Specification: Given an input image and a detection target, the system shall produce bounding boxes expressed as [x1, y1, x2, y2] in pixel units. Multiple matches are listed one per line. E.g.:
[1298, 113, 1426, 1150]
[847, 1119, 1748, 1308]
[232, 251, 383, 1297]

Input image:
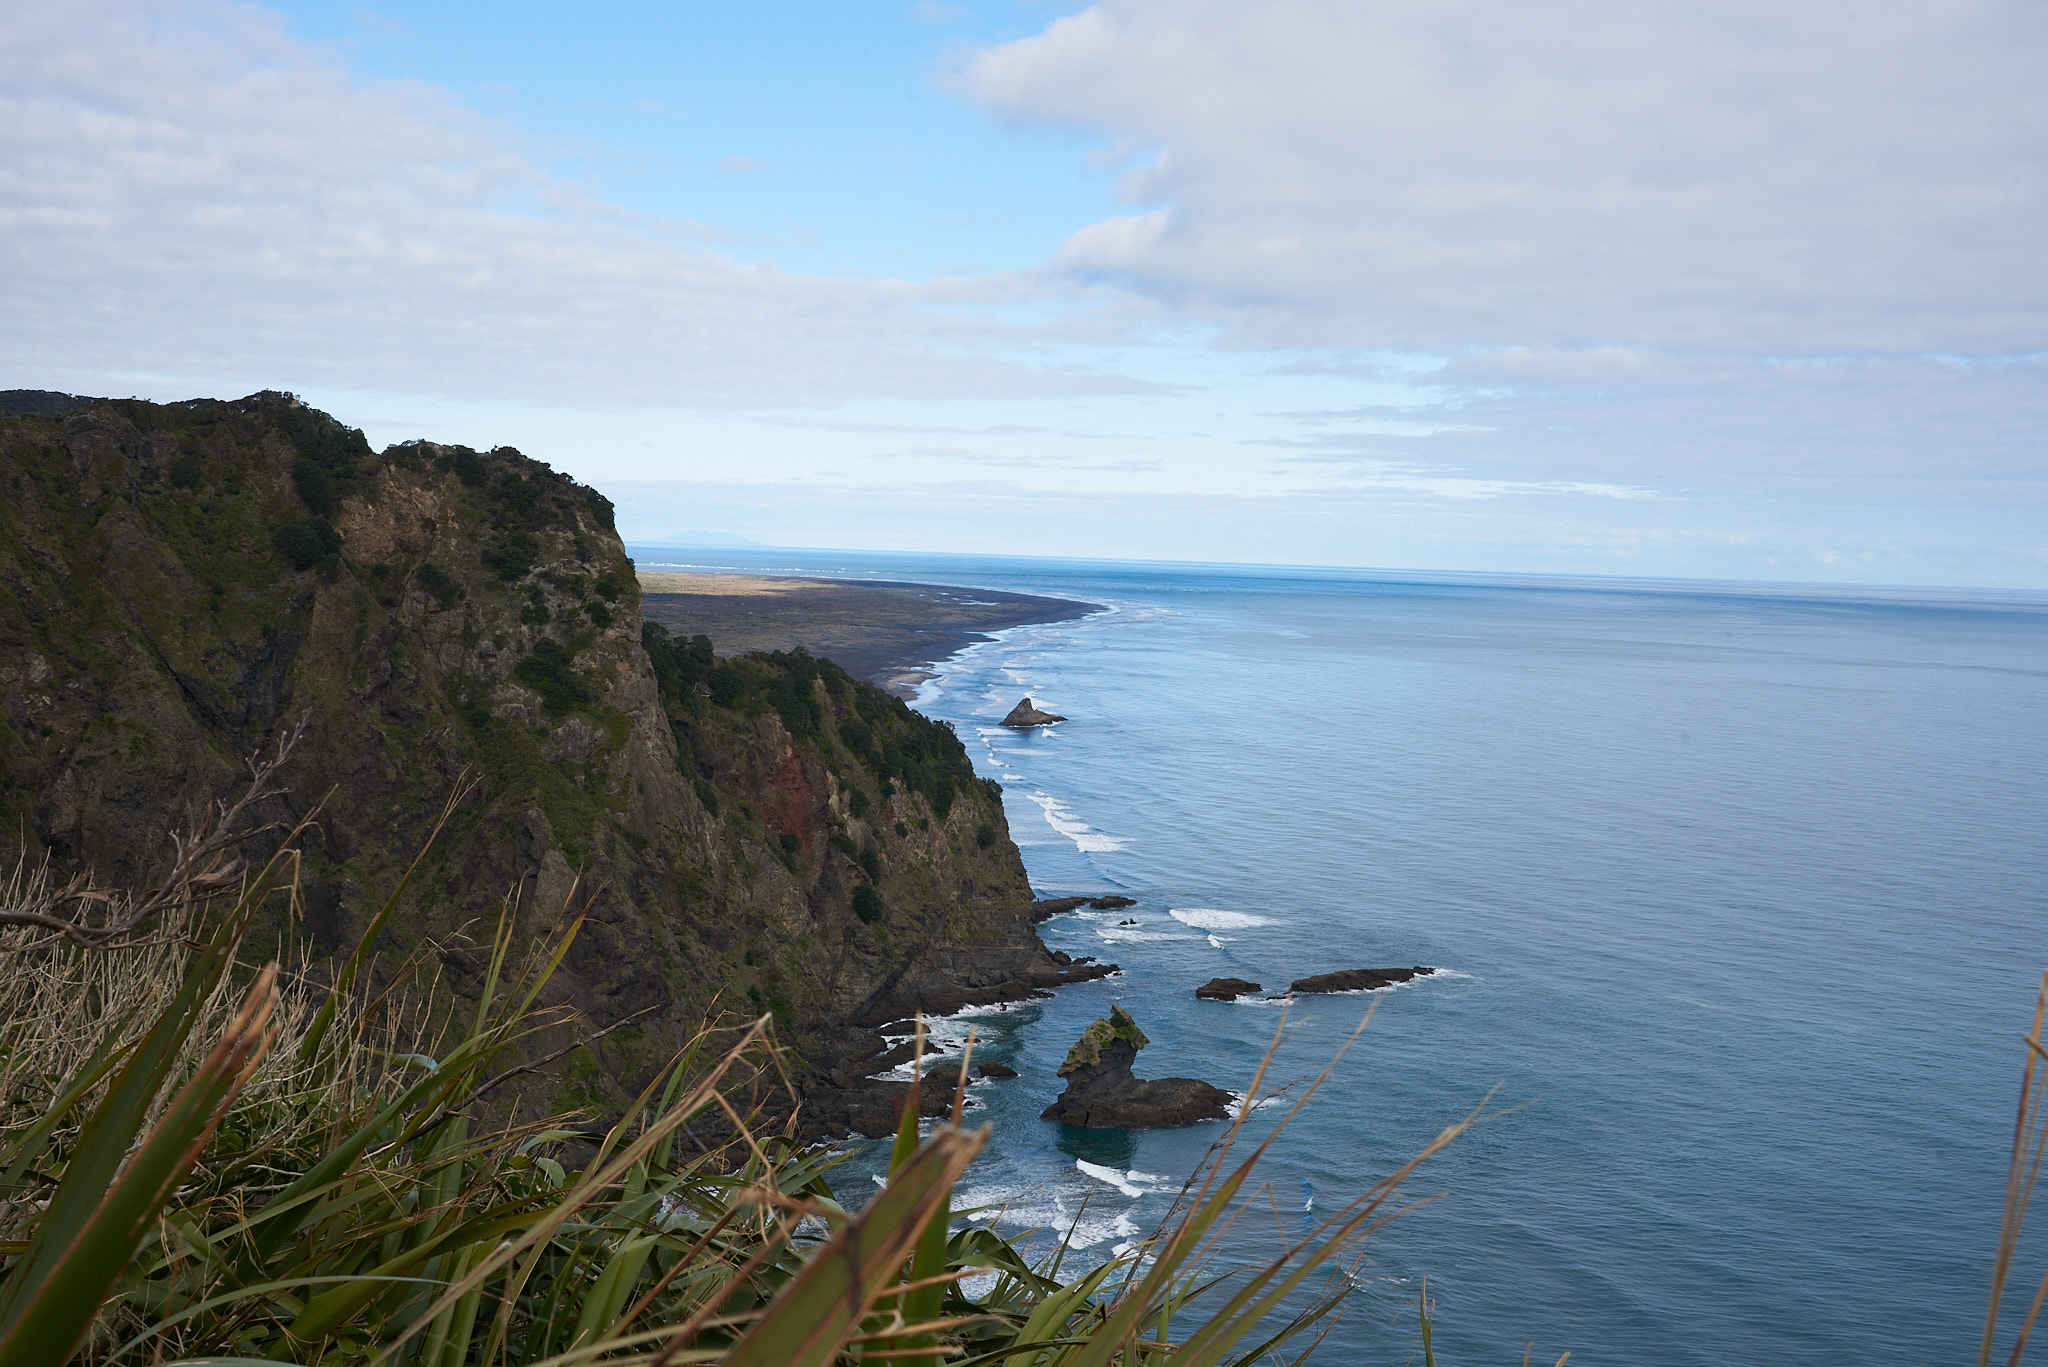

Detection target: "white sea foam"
[954, 1184, 1140, 1251]
[1094, 925, 1189, 943]
[1207, 934, 1226, 948]
[1027, 790, 1131, 853]
[1168, 908, 1274, 931]
[867, 1000, 1025, 1080]
[1075, 1161, 1171, 1198]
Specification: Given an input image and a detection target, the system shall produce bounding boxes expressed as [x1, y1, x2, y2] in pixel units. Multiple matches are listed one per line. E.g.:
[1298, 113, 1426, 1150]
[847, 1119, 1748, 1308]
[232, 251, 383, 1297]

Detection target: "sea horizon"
[626, 540, 2048, 605]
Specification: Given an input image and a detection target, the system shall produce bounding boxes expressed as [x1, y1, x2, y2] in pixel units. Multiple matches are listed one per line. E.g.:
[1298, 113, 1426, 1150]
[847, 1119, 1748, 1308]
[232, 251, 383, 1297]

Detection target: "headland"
[636, 569, 1097, 697]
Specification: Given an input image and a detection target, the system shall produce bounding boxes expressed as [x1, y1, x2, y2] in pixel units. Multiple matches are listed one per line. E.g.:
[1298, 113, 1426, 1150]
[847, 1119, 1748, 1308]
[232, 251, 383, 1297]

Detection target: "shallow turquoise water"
[636, 548, 2048, 1363]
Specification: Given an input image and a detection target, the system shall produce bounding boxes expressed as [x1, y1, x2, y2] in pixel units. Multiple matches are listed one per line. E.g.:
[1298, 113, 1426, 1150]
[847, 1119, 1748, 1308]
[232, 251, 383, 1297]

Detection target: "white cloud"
[0, 0, 1148, 409]
[962, 0, 2048, 354]
[2, 0, 2043, 583]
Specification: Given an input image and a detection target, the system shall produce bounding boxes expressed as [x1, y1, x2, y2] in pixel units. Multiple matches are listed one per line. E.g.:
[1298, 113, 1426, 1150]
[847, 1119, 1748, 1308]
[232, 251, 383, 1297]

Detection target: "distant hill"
[0, 390, 1086, 1126]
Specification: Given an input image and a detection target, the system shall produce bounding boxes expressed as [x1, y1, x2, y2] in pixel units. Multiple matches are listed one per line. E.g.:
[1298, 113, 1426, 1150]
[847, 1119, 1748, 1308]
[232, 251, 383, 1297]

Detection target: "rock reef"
[1041, 1006, 1233, 1129]
[1030, 893, 1136, 920]
[1195, 977, 1263, 1001]
[1288, 966, 1436, 994]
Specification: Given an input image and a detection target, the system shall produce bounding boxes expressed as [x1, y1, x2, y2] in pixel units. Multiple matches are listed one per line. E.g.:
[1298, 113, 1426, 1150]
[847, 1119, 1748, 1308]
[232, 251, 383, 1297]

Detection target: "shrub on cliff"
[445, 444, 488, 487]
[414, 559, 462, 608]
[289, 456, 337, 517]
[852, 882, 886, 923]
[483, 528, 538, 580]
[513, 639, 590, 714]
[271, 516, 339, 572]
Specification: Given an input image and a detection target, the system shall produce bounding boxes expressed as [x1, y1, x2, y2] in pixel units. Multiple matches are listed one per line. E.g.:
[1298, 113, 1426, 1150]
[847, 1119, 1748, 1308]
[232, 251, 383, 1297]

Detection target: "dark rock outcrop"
[924, 1061, 969, 1093]
[1041, 1006, 1233, 1129]
[1000, 696, 1067, 727]
[1288, 966, 1436, 995]
[977, 1061, 1018, 1079]
[1031, 892, 1136, 920]
[1196, 977, 1263, 1001]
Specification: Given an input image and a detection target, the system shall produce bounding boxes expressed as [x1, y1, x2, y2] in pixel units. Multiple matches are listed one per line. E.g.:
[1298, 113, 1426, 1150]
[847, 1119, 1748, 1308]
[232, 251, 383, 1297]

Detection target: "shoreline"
[636, 569, 1098, 698]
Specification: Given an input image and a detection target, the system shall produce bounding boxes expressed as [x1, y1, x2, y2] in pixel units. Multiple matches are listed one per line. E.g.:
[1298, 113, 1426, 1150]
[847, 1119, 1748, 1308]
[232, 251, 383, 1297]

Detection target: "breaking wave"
[1169, 907, 1274, 931]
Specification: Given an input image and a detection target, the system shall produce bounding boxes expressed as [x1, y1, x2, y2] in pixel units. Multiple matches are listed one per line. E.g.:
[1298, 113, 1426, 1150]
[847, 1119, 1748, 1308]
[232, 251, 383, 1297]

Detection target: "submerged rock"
[1287, 966, 1435, 995]
[1195, 977, 1263, 1001]
[977, 1061, 1019, 1079]
[1001, 696, 1067, 727]
[1041, 1005, 1233, 1129]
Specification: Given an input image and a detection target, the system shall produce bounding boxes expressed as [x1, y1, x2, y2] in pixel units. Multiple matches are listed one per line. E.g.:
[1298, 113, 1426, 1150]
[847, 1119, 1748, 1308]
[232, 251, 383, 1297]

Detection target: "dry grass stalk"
[0, 720, 307, 949]
[1981, 969, 2048, 1367]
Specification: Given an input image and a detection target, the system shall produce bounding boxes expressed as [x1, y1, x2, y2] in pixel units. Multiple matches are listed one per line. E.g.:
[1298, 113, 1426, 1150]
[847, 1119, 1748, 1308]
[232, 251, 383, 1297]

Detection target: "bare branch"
[0, 717, 314, 950]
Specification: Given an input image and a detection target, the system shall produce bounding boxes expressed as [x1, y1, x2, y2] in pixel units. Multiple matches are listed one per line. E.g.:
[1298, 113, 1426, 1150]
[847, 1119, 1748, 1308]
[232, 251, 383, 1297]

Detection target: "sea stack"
[1001, 696, 1067, 727]
[1041, 1006, 1233, 1129]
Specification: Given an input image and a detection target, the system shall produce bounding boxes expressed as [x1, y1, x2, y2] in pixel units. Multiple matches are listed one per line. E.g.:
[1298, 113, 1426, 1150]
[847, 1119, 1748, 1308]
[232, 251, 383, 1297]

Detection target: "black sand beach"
[636, 570, 1097, 697]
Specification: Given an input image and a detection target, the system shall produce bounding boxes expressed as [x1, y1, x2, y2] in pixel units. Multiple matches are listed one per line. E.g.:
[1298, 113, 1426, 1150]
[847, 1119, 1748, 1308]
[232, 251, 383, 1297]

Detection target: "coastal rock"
[1287, 966, 1436, 995]
[1041, 1006, 1233, 1130]
[1001, 696, 1067, 728]
[924, 1061, 969, 1093]
[977, 1062, 1018, 1079]
[1031, 892, 1135, 920]
[1196, 977, 1263, 1001]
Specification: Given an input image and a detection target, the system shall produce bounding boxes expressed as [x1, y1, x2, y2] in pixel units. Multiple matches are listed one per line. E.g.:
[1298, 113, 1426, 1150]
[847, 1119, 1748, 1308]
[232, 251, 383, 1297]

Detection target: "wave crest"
[1169, 907, 1273, 931]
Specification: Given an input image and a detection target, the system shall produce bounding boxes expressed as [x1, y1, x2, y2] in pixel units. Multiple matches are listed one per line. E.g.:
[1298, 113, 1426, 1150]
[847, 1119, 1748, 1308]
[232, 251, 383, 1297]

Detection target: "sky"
[4, 0, 2045, 586]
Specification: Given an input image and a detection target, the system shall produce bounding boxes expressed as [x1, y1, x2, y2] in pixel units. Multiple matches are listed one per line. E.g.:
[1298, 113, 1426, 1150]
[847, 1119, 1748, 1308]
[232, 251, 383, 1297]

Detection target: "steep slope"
[0, 391, 1104, 1129]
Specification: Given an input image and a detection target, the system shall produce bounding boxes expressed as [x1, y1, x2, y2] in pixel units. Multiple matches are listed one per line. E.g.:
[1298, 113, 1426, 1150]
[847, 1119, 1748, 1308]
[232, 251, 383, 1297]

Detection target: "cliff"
[0, 390, 1094, 1128]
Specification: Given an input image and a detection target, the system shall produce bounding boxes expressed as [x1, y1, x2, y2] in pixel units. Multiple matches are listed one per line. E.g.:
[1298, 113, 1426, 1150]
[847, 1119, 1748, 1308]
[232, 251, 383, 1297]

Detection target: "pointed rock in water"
[1195, 976, 1262, 1001]
[1001, 696, 1067, 728]
[1287, 966, 1435, 995]
[1041, 1005, 1233, 1129]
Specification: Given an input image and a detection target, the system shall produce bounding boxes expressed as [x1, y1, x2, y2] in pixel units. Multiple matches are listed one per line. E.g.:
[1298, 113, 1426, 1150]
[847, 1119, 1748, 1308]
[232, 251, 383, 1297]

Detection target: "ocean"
[634, 546, 2048, 1364]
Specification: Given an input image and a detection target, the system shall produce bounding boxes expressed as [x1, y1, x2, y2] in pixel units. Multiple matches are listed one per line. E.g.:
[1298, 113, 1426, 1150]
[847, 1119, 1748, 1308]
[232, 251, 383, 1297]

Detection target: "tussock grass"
[0, 760, 1502, 1366]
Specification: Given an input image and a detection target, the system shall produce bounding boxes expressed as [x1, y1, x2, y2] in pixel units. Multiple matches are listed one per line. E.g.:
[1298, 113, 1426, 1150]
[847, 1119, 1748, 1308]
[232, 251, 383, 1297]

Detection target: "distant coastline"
[636, 568, 1097, 697]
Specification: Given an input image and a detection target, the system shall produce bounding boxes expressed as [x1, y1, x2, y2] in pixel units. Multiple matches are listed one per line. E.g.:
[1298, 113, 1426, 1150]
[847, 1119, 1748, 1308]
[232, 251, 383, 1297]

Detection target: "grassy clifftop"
[0, 390, 1057, 1122]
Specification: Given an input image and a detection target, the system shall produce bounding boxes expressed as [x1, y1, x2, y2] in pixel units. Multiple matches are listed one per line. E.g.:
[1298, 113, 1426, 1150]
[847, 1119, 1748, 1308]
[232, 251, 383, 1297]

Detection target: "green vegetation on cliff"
[0, 390, 1051, 1118]
[1058, 1005, 1152, 1076]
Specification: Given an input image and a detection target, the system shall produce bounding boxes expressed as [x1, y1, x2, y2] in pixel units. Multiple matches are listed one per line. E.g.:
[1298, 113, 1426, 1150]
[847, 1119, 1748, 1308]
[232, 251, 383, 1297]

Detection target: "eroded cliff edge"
[0, 391, 1097, 1130]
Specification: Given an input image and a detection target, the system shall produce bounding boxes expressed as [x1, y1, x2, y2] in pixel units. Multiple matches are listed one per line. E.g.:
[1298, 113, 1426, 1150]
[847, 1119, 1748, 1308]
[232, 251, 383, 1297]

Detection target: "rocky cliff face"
[0, 391, 1085, 1127]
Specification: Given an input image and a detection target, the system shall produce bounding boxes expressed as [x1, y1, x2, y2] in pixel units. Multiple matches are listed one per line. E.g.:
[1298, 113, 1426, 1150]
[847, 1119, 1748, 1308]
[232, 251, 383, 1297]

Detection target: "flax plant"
[0, 767, 1494, 1367]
